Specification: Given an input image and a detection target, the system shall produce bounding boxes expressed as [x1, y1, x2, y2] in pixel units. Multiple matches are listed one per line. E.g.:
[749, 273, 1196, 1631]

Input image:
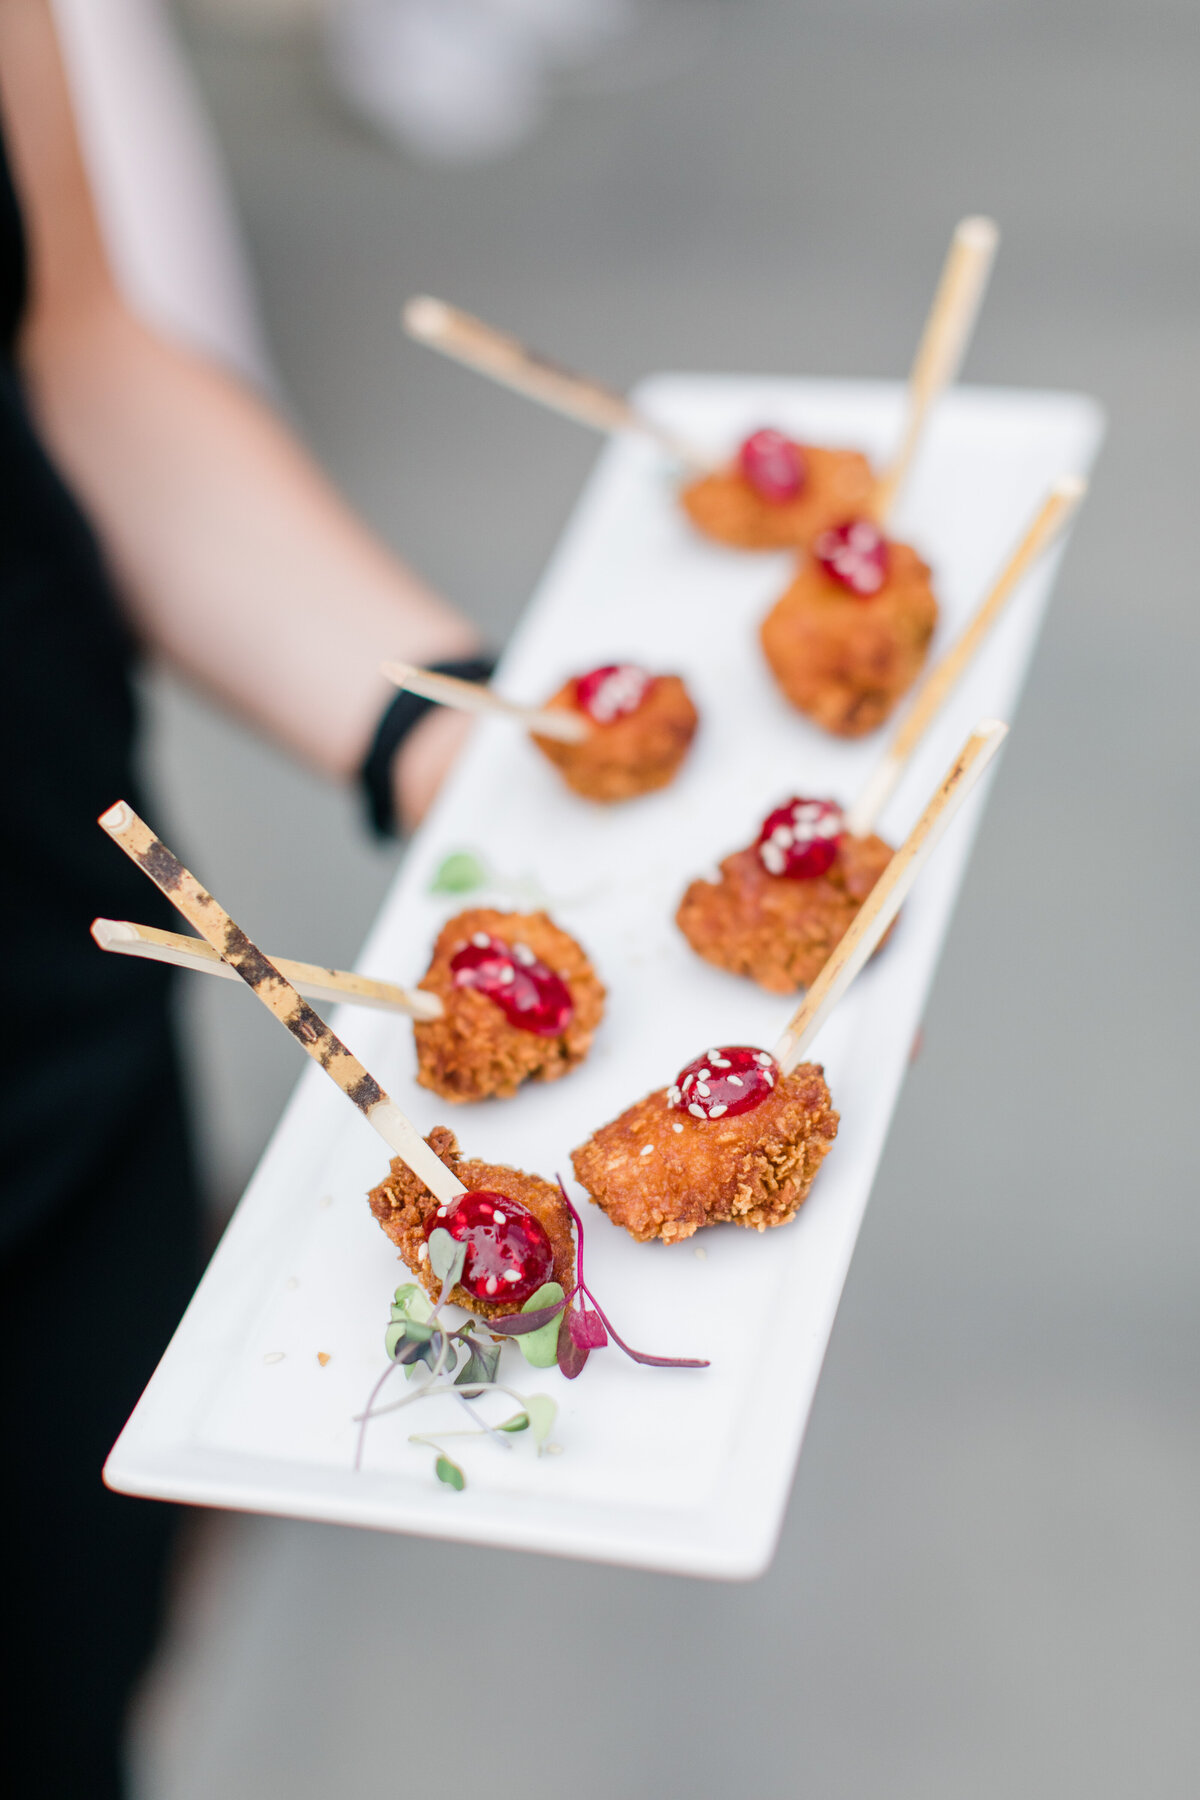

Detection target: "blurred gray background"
[124, 0, 1198, 1794]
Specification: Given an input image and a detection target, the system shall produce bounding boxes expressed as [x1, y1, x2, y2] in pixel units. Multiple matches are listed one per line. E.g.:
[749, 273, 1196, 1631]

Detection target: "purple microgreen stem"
[555, 1177, 709, 1370]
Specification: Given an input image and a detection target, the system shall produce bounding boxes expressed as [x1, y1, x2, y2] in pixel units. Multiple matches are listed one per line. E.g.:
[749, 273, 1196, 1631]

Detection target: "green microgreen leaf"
[497, 1412, 530, 1433]
[435, 1454, 465, 1491]
[430, 850, 490, 894]
[391, 1283, 433, 1324]
[427, 1227, 467, 1297]
[522, 1394, 557, 1447]
[454, 1336, 501, 1391]
[517, 1282, 566, 1368]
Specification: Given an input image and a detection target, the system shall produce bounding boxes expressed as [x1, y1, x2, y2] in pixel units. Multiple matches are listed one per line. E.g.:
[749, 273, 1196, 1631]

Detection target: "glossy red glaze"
[738, 428, 806, 503]
[450, 934, 573, 1037]
[756, 797, 845, 880]
[667, 1046, 778, 1121]
[424, 1189, 555, 1304]
[574, 663, 656, 724]
[812, 518, 890, 596]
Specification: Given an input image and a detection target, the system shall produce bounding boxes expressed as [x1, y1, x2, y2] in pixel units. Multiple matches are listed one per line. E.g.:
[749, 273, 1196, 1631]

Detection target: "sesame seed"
[512, 942, 536, 966]
[503, 1269, 521, 1283]
[263, 1352, 285, 1365]
[695, 1082, 711, 1097]
[727, 1074, 744, 1087]
[708, 1102, 727, 1117]
[764, 1071, 775, 1086]
[756, 1052, 773, 1065]
[472, 932, 490, 948]
[640, 1143, 655, 1156]
[485, 1276, 498, 1295]
[688, 1103, 706, 1119]
[698, 1069, 711, 1081]
[437, 1205, 448, 1216]
[672, 1122, 684, 1133]
[493, 1210, 507, 1224]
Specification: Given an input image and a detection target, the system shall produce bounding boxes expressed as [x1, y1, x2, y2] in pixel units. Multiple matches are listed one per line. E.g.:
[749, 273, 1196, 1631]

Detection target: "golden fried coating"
[760, 541, 937, 737]
[676, 835, 893, 994]
[679, 444, 874, 551]
[572, 1064, 838, 1243]
[368, 1126, 576, 1317]
[531, 674, 699, 802]
[413, 908, 605, 1103]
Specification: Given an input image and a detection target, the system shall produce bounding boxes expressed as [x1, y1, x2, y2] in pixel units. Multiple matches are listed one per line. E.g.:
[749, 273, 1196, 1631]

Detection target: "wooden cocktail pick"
[90, 917, 443, 1019]
[381, 660, 591, 744]
[873, 216, 1000, 525]
[774, 721, 1008, 1075]
[97, 801, 462, 1203]
[402, 295, 712, 471]
[845, 475, 1084, 838]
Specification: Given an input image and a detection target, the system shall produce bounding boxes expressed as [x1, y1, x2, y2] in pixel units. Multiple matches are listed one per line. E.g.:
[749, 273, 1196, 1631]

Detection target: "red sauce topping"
[667, 1046, 778, 1121]
[738, 429, 806, 504]
[574, 664, 656, 724]
[813, 518, 890, 596]
[424, 1189, 555, 1303]
[450, 934, 573, 1037]
[756, 797, 844, 879]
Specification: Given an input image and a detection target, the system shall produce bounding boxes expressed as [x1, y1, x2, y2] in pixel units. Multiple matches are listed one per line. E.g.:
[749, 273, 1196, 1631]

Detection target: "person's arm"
[0, 0, 476, 829]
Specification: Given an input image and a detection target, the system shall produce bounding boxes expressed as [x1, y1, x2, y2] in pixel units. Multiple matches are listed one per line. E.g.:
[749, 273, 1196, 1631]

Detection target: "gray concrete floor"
[135, 3, 1200, 1795]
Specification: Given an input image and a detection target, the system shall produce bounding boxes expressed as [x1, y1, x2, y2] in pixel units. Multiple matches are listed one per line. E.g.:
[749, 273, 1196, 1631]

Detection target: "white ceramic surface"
[105, 375, 1104, 1578]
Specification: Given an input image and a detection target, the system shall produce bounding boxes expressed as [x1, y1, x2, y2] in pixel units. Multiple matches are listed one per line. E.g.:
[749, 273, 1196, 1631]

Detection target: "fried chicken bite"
[760, 525, 937, 737]
[531, 664, 698, 802]
[572, 1046, 838, 1244]
[368, 1125, 576, 1317]
[414, 908, 605, 1103]
[680, 432, 874, 552]
[677, 827, 893, 994]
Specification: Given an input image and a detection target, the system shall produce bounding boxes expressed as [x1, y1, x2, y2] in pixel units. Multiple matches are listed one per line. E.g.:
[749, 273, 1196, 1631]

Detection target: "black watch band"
[360, 656, 496, 838]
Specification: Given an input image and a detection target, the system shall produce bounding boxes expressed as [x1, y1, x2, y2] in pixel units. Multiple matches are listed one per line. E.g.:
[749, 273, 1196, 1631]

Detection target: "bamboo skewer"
[402, 295, 711, 472]
[382, 660, 592, 744]
[873, 216, 1000, 525]
[845, 475, 1085, 838]
[773, 721, 1008, 1075]
[97, 802, 464, 1205]
[90, 917, 444, 1020]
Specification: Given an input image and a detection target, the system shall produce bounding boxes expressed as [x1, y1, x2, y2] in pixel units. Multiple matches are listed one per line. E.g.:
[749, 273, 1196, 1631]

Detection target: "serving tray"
[105, 376, 1103, 1578]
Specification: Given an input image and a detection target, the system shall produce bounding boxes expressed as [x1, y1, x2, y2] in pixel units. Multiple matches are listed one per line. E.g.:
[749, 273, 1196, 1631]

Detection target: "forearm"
[22, 296, 480, 781]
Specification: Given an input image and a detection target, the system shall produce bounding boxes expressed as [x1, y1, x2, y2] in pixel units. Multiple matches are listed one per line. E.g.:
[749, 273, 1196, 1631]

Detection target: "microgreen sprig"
[354, 1227, 558, 1486]
[355, 1181, 707, 1490]
[485, 1180, 710, 1381]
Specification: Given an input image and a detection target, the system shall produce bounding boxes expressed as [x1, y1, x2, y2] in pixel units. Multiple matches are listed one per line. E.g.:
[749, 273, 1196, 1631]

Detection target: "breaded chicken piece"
[676, 834, 893, 994]
[414, 908, 605, 1103]
[368, 1126, 576, 1318]
[760, 540, 937, 737]
[531, 674, 698, 802]
[572, 1063, 838, 1244]
[680, 444, 874, 551]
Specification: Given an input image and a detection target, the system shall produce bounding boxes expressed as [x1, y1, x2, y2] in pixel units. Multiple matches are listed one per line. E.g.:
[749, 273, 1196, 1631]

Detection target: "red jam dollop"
[450, 933, 573, 1037]
[813, 518, 890, 596]
[574, 663, 656, 725]
[424, 1189, 555, 1303]
[756, 797, 845, 879]
[738, 429, 806, 504]
[667, 1046, 778, 1121]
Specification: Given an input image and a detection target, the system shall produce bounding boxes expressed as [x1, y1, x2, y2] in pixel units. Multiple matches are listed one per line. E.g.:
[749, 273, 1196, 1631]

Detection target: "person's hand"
[392, 705, 475, 833]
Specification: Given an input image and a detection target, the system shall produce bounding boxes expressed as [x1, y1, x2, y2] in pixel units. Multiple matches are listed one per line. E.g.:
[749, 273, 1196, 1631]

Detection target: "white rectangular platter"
[106, 376, 1103, 1579]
